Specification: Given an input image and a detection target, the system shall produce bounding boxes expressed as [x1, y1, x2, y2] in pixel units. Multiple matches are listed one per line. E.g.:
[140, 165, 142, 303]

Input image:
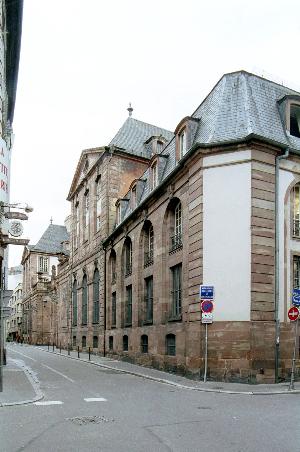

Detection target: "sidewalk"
[0, 356, 43, 407]
[37, 344, 300, 395]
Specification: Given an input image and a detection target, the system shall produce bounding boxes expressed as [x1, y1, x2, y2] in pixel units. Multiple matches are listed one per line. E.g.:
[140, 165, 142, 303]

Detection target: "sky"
[8, 0, 300, 270]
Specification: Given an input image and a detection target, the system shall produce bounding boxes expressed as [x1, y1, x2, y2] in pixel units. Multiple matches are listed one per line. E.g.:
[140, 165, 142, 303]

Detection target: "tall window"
[96, 177, 102, 231]
[84, 191, 89, 241]
[38, 256, 48, 273]
[125, 239, 132, 277]
[93, 269, 100, 323]
[166, 334, 176, 356]
[144, 224, 154, 267]
[151, 163, 158, 189]
[111, 251, 116, 285]
[72, 279, 77, 326]
[109, 336, 113, 350]
[170, 201, 183, 252]
[171, 264, 182, 318]
[93, 336, 98, 348]
[111, 292, 116, 327]
[293, 184, 300, 237]
[144, 276, 153, 323]
[82, 274, 88, 325]
[179, 129, 187, 158]
[125, 285, 132, 326]
[293, 256, 300, 289]
[74, 202, 79, 249]
[82, 336, 86, 348]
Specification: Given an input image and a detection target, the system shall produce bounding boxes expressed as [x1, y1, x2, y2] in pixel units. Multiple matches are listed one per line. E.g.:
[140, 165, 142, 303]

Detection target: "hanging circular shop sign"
[9, 220, 24, 237]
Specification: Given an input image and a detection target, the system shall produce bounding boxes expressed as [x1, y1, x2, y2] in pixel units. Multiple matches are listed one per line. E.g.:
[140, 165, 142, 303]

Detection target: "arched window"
[93, 269, 100, 323]
[292, 184, 300, 237]
[82, 335, 86, 348]
[166, 334, 176, 356]
[141, 335, 148, 353]
[123, 335, 128, 351]
[82, 274, 88, 325]
[144, 222, 154, 267]
[170, 201, 183, 252]
[72, 279, 77, 326]
[124, 238, 132, 277]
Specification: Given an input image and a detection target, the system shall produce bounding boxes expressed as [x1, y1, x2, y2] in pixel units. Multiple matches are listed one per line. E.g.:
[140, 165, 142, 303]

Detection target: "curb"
[0, 358, 44, 407]
[35, 347, 300, 396]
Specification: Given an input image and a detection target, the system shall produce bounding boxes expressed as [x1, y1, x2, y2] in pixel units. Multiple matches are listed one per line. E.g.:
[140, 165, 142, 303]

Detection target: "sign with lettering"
[200, 285, 214, 300]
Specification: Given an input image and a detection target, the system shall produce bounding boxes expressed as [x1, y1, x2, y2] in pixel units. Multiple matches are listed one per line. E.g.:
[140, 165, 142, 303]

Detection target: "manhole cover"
[66, 416, 114, 425]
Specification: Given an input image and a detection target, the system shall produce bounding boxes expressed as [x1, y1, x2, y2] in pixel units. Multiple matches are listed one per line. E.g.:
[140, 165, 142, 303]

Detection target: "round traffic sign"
[201, 299, 214, 313]
[288, 306, 299, 321]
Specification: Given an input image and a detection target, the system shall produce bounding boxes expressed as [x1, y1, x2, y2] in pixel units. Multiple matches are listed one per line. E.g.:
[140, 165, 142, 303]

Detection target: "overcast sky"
[9, 0, 300, 269]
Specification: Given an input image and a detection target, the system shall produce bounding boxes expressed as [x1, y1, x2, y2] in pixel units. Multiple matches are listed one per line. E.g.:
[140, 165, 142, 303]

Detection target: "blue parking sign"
[200, 285, 214, 300]
[292, 288, 300, 307]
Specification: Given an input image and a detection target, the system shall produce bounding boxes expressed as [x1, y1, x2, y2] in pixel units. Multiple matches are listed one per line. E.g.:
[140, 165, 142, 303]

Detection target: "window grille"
[93, 336, 98, 348]
[171, 264, 182, 318]
[170, 202, 183, 253]
[125, 240, 132, 277]
[123, 335, 128, 351]
[72, 280, 77, 326]
[82, 275, 88, 325]
[141, 335, 148, 353]
[293, 256, 300, 289]
[166, 334, 176, 356]
[93, 269, 100, 323]
[144, 277, 153, 323]
[125, 285, 132, 326]
[111, 292, 116, 327]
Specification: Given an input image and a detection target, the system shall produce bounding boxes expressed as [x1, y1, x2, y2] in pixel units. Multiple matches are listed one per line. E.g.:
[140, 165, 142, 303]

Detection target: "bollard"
[88, 347, 91, 361]
[48, 342, 49, 351]
[68, 344, 70, 356]
[60, 342, 61, 354]
[77, 346, 79, 358]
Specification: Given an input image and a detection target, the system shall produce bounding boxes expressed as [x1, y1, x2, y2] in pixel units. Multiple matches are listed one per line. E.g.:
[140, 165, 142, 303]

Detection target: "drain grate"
[66, 416, 114, 425]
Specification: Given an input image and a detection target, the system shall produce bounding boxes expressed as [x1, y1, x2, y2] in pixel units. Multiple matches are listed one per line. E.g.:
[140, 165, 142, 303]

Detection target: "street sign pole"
[204, 323, 208, 383]
[289, 318, 299, 391]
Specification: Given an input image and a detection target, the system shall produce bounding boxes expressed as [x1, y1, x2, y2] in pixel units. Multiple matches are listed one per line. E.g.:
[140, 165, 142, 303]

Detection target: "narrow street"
[0, 344, 299, 452]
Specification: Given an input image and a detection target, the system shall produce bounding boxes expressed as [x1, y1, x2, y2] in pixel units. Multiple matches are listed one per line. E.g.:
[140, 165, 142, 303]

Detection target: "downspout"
[103, 245, 106, 357]
[275, 147, 289, 383]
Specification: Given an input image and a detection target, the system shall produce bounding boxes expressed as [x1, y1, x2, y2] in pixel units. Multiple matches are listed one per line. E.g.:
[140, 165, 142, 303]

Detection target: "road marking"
[84, 397, 107, 402]
[35, 401, 63, 406]
[41, 364, 75, 383]
[9, 349, 37, 361]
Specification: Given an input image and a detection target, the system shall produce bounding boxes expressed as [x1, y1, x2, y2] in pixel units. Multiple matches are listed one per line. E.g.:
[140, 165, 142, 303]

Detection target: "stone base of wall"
[102, 321, 299, 384]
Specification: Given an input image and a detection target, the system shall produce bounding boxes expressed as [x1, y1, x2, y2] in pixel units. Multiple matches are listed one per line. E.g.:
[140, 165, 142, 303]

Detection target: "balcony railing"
[293, 219, 300, 237]
[144, 250, 154, 267]
[169, 233, 183, 253]
[125, 263, 132, 277]
[111, 272, 117, 285]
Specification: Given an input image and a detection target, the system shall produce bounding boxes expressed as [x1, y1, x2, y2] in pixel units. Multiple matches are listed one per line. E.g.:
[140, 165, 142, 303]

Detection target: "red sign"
[201, 300, 214, 313]
[288, 306, 299, 322]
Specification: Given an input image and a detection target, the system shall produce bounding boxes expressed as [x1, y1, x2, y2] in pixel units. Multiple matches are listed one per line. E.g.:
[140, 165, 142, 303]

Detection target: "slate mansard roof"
[30, 224, 69, 255]
[110, 70, 300, 232]
[109, 117, 174, 157]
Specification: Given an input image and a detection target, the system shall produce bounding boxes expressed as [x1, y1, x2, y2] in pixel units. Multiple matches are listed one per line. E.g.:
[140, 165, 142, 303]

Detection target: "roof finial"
[50, 217, 53, 225]
[127, 102, 133, 117]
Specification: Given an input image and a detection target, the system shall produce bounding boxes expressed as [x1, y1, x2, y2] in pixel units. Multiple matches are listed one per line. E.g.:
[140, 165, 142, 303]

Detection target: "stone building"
[56, 70, 300, 383]
[21, 222, 69, 344]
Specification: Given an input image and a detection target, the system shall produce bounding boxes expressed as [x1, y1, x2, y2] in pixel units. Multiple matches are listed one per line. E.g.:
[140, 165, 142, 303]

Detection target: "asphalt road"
[1, 345, 300, 452]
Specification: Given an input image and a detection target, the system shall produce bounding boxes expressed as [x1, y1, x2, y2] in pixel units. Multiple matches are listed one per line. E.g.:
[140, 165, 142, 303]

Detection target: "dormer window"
[179, 129, 187, 158]
[290, 104, 300, 139]
[156, 140, 164, 154]
[151, 162, 158, 189]
[131, 185, 137, 209]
